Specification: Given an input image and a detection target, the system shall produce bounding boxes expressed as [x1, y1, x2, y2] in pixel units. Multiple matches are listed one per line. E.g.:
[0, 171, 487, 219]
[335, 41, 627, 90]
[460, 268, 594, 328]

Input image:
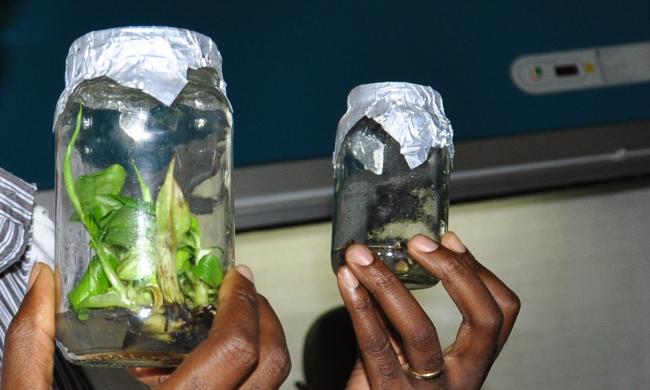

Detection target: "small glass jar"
[331, 82, 453, 289]
[53, 27, 234, 367]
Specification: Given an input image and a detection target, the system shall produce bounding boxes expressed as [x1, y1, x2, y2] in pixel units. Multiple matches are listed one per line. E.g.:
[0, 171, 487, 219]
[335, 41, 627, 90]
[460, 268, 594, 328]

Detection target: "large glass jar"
[331, 82, 453, 289]
[53, 27, 234, 367]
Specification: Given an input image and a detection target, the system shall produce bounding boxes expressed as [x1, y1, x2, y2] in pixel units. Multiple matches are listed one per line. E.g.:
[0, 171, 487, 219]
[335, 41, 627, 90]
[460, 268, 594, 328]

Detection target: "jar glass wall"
[331, 82, 453, 290]
[54, 62, 233, 365]
[331, 117, 450, 289]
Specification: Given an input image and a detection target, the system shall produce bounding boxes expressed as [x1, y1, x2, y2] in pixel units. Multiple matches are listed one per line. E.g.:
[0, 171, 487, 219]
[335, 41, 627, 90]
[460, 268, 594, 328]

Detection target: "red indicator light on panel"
[529, 65, 543, 81]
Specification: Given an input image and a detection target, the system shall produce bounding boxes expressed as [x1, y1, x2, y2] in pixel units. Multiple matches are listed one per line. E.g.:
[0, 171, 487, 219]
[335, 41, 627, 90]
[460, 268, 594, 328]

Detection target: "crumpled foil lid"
[55, 26, 228, 121]
[333, 82, 454, 170]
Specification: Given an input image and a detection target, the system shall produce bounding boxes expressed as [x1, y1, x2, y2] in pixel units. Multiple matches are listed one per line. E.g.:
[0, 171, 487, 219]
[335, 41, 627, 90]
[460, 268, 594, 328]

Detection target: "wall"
[2, 0, 650, 188]
[34, 178, 650, 389]
[238, 180, 650, 389]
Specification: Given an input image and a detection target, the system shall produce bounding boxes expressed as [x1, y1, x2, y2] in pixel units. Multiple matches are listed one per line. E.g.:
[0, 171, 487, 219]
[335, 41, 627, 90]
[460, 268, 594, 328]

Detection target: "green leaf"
[154, 158, 189, 304]
[77, 290, 132, 311]
[102, 202, 155, 248]
[177, 216, 201, 260]
[193, 254, 223, 289]
[93, 243, 129, 300]
[90, 195, 124, 227]
[156, 159, 191, 244]
[176, 248, 192, 272]
[187, 215, 202, 251]
[68, 256, 115, 313]
[74, 164, 127, 227]
[179, 274, 195, 297]
[116, 241, 157, 281]
[110, 194, 140, 208]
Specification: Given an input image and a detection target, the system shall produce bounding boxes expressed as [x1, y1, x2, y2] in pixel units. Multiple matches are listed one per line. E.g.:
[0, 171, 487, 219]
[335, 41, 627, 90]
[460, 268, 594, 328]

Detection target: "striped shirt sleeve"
[0, 169, 92, 389]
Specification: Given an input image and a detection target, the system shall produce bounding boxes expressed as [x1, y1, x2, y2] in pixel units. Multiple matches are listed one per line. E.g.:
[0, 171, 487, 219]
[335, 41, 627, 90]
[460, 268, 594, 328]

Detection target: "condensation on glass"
[331, 82, 454, 289]
[53, 27, 234, 367]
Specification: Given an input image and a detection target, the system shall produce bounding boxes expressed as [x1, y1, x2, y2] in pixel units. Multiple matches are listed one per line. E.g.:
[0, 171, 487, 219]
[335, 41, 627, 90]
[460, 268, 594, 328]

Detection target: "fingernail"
[346, 246, 374, 266]
[27, 263, 43, 291]
[236, 265, 255, 283]
[446, 232, 467, 253]
[339, 266, 359, 289]
[409, 235, 439, 253]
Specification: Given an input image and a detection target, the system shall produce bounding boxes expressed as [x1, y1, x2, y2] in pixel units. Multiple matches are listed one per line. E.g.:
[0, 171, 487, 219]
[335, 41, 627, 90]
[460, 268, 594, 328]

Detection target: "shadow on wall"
[0, 0, 21, 87]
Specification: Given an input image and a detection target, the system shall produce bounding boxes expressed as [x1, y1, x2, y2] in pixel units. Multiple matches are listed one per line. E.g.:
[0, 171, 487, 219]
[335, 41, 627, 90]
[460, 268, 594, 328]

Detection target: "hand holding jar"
[1, 263, 291, 390]
[336, 233, 520, 389]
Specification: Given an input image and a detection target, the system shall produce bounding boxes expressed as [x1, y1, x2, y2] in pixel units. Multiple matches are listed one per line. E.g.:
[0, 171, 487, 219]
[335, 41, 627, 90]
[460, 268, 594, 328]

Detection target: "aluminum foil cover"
[55, 26, 228, 121]
[333, 82, 454, 171]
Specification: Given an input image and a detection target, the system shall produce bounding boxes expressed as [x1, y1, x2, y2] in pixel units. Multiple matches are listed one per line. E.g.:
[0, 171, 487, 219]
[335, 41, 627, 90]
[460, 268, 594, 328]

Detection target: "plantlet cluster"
[65, 106, 223, 339]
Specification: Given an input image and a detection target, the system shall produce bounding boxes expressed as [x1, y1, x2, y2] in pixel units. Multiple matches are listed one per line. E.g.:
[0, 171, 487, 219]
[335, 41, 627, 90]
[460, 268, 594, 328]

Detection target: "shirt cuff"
[0, 168, 36, 273]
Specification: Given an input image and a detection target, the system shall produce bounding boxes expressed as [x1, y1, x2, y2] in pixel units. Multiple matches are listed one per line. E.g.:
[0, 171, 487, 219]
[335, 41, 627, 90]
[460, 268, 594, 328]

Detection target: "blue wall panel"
[1, 0, 649, 188]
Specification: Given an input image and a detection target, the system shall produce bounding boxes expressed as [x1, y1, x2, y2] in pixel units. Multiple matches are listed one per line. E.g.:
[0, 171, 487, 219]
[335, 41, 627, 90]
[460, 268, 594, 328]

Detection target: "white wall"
[237, 181, 650, 389]
[37, 180, 650, 389]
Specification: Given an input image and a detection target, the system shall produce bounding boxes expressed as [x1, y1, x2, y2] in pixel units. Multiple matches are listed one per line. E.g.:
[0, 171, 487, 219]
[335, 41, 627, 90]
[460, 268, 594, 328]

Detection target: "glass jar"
[331, 82, 453, 289]
[53, 27, 234, 367]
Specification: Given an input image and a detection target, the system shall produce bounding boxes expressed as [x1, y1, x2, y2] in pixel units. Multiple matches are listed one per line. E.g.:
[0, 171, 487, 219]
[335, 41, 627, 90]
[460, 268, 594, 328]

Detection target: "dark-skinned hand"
[2, 263, 291, 390]
[337, 232, 520, 390]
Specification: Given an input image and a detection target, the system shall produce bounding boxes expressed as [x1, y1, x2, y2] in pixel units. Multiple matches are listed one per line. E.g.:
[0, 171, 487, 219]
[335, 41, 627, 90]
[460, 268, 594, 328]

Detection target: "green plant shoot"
[65, 105, 223, 335]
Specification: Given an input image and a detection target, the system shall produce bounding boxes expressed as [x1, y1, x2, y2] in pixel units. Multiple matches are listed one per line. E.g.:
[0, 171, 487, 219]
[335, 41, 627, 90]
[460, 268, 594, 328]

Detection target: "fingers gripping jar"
[53, 27, 234, 367]
[331, 82, 454, 289]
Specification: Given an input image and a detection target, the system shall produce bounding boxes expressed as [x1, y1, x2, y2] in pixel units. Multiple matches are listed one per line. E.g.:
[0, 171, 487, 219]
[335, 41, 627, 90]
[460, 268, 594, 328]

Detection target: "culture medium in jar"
[53, 27, 234, 367]
[331, 82, 454, 289]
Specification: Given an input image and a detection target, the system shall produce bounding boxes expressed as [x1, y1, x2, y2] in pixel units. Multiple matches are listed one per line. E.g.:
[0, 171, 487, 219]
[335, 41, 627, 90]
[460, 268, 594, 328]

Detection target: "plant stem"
[193, 280, 209, 306]
[63, 106, 88, 229]
[95, 244, 129, 299]
[156, 243, 185, 304]
[64, 105, 130, 303]
[132, 160, 152, 203]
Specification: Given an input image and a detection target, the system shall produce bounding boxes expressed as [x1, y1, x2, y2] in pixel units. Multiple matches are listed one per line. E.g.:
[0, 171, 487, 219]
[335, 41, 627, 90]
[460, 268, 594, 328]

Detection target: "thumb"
[1, 263, 56, 390]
